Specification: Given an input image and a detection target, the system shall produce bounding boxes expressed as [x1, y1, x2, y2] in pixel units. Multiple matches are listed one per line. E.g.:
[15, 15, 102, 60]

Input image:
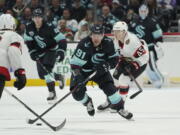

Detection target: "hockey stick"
[4, 88, 66, 131]
[37, 60, 54, 77]
[125, 68, 143, 99]
[27, 71, 96, 124]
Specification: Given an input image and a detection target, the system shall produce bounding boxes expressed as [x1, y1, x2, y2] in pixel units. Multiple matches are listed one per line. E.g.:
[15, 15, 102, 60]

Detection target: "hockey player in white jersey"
[97, 21, 149, 111]
[0, 14, 26, 99]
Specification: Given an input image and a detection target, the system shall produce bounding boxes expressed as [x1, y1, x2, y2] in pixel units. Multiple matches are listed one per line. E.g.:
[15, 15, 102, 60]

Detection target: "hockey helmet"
[32, 8, 44, 17]
[113, 21, 128, 32]
[139, 4, 149, 20]
[90, 24, 104, 34]
[0, 14, 16, 30]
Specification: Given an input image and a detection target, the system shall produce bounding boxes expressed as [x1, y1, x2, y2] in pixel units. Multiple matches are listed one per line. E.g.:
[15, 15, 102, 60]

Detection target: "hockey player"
[129, 4, 164, 88]
[97, 21, 149, 111]
[24, 8, 67, 103]
[70, 24, 133, 119]
[0, 14, 26, 99]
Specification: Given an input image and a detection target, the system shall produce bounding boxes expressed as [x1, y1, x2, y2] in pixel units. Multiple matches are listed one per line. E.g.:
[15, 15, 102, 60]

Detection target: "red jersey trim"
[0, 66, 11, 81]
[10, 42, 21, 48]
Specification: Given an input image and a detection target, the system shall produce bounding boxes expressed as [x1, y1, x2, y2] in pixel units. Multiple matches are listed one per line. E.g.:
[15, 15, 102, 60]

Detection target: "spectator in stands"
[156, 1, 173, 32]
[64, 0, 72, 9]
[99, 5, 119, 33]
[12, 0, 26, 19]
[5, 0, 16, 9]
[81, 0, 93, 9]
[58, 19, 74, 41]
[128, 0, 141, 14]
[0, 0, 6, 15]
[91, 0, 103, 17]
[74, 20, 90, 41]
[79, 9, 94, 29]
[45, 9, 58, 26]
[50, 0, 63, 19]
[18, 7, 32, 35]
[157, 0, 176, 9]
[123, 9, 139, 24]
[111, 0, 126, 20]
[27, 0, 44, 11]
[20, 7, 32, 25]
[72, 0, 86, 22]
[101, 0, 112, 7]
[146, 0, 157, 16]
[61, 8, 78, 33]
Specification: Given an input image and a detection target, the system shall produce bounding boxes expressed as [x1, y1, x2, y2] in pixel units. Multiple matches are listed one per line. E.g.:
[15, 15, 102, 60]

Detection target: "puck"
[36, 123, 42, 126]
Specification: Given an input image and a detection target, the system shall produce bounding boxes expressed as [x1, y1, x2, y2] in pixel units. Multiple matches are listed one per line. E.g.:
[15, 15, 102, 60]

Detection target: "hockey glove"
[14, 69, 26, 90]
[93, 62, 110, 76]
[123, 61, 140, 75]
[55, 50, 65, 62]
[30, 52, 41, 61]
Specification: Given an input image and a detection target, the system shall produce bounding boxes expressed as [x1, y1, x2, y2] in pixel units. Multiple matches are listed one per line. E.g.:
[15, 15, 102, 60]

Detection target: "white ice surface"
[0, 86, 180, 135]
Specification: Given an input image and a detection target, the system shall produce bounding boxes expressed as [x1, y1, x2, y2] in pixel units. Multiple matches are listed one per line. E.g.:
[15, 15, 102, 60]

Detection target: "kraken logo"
[135, 25, 145, 38]
[91, 53, 105, 64]
[34, 36, 46, 48]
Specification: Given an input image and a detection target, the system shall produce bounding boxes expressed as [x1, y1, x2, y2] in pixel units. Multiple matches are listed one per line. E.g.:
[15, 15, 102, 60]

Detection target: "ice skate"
[84, 97, 95, 116]
[47, 91, 57, 104]
[97, 99, 110, 111]
[118, 109, 133, 120]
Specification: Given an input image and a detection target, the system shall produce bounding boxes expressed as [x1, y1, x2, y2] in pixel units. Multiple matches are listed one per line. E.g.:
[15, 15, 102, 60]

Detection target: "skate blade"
[47, 98, 57, 104]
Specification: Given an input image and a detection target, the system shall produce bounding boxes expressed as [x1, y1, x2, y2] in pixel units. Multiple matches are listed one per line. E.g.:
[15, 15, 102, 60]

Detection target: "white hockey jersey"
[0, 30, 24, 81]
[114, 32, 149, 67]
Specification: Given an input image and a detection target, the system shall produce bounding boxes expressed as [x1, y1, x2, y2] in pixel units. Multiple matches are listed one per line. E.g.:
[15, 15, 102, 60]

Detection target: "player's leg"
[70, 73, 95, 116]
[146, 51, 164, 88]
[97, 64, 127, 111]
[53, 62, 65, 89]
[95, 72, 133, 119]
[0, 75, 6, 99]
[36, 62, 57, 104]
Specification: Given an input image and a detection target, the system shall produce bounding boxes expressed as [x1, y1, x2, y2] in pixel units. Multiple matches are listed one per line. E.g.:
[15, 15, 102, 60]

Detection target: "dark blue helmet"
[32, 8, 44, 17]
[91, 24, 104, 34]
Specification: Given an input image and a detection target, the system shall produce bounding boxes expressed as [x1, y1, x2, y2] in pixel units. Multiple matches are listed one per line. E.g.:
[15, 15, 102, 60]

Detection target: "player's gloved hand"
[55, 51, 65, 62]
[123, 61, 140, 75]
[93, 62, 110, 76]
[14, 69, 26, 90]
[30, 52, 40, 61]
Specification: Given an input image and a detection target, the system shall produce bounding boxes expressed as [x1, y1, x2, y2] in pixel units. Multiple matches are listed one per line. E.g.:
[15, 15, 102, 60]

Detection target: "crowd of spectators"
[0, 0, 180, 41]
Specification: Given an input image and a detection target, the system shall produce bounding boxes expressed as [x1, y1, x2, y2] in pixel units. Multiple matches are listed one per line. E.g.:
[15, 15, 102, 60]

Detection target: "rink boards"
[5, 36, 180, 86]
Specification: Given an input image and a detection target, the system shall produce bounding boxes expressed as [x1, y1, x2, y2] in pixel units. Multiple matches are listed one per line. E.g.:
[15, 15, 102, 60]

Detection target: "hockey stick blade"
[130, 90, 142, 99]
[27, 72, 97, 125]
[4, 88, 65, 131]
[53, 118, 66, 131]
[27, 118, 66, 131]
[28, 118, 37, 124]
[124, 67, 143, 99]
